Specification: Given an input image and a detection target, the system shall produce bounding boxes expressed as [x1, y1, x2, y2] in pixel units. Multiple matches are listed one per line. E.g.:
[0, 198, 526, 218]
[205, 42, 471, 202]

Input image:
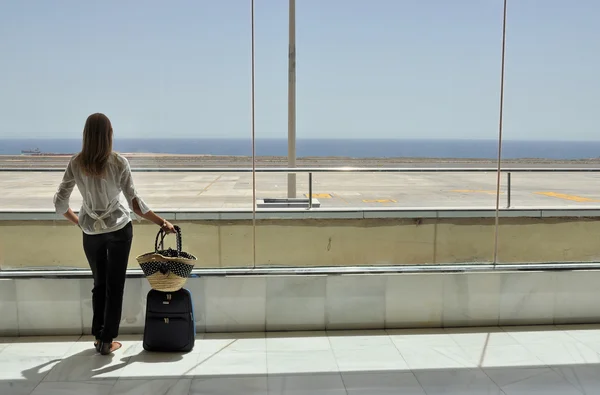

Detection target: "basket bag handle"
[154, 225, 183, 255]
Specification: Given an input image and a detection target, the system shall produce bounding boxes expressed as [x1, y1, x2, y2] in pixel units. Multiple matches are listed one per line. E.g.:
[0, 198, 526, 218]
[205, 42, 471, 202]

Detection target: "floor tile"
[334, 346, 409, 372]
[266, 332, 331, 352]
[2, 328, 600, 394]
[268, 373, 345, 395]
[525, 341, 600, 365]
[201, 332, 266, 352]
[483, 367, 552, 388]
[0, 381, 39, 395]
[62, 336, 99, 358]
[554, 365, 600, 394]
[267, 350, 338, 374]
[31, 380, 115, 395]
[65, 335, 144, 358]
[63, 335, 144, 358]
[579, 340, 600, 356]
[462, 344, 546, 368]
[2, 336, 80, 358]
[414, 369, 504, 395]
[0, 357, 59, 383]
[111, 379, 192, 395]
[388, 328, 457, 348]
[327, 330, 393, 350]
[396, 344, 477, 370]
[192, 336, 238, 355]
[0, 337, 17, 354]
[43, 355, 130, 381]
[445, 327, 518, 348]
[191, 376, 267, 395]
[342, 371, 426, 395]
[558, 324, 600, 343]
[502, 326, 576, 345]
[193, 351, 267, 375]
[501, 369, 583, 395]
[114, 336, 144, 358]
[120, 353, 201, 379]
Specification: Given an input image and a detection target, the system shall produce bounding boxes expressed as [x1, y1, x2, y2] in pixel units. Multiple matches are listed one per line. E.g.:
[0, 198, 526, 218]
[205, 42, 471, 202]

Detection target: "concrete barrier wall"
[1, 270, 599, 336]
[2, 215, 600, 269]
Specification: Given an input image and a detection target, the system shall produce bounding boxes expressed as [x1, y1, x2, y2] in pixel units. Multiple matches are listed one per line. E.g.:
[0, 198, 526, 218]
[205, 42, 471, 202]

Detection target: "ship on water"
[21, 148, 42, 155]
[21, 148, 70, 156]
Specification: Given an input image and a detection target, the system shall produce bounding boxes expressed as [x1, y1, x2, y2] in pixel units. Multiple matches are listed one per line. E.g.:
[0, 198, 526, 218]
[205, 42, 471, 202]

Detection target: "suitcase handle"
[154, 225, 183, 254]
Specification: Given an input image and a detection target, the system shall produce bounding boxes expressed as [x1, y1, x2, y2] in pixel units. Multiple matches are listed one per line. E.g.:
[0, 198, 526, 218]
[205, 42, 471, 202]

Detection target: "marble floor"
[2, 325, 600, 394]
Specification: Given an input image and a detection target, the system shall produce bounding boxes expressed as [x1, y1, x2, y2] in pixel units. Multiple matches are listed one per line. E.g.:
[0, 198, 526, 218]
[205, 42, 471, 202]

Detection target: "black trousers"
[83, 221, 133, 342]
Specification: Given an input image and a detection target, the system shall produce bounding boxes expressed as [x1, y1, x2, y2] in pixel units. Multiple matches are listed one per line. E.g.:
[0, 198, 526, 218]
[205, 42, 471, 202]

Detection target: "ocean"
[2, 138, 600, 160]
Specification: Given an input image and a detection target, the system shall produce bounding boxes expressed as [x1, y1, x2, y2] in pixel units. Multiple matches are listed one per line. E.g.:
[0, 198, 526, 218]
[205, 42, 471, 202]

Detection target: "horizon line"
[3, 137, 600, 143]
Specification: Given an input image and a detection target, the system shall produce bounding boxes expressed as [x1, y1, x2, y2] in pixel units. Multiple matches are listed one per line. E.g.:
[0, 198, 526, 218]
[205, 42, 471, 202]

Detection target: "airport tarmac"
[2, 165, 600, 210]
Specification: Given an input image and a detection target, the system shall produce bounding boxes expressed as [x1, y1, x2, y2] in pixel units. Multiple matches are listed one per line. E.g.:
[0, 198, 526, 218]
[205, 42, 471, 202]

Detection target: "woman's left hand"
[161, 220, 176, 234]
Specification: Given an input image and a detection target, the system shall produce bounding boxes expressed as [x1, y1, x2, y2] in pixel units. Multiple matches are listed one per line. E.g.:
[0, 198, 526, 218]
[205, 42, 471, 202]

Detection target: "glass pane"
[254, 0, 504, 268]
[497, 1, 600, 264]
[0, 3, 253, 270]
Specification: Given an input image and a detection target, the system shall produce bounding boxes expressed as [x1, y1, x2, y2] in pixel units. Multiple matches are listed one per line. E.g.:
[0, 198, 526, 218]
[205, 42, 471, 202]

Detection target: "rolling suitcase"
[143, 288, 196, 352]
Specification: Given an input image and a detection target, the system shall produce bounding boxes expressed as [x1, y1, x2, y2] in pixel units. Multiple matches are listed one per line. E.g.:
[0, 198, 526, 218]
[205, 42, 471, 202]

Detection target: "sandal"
[99, 341, 122, 355]
[94, 340, 100, 353]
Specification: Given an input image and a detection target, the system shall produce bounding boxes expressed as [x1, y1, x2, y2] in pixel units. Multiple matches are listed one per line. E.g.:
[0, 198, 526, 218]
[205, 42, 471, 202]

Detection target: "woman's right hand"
[161, 220, 176, 234]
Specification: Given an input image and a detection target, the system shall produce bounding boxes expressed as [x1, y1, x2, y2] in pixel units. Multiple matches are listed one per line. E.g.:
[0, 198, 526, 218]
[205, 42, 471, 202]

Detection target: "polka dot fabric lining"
[137, 226, 197, 292]
[139, 258, 194, 277]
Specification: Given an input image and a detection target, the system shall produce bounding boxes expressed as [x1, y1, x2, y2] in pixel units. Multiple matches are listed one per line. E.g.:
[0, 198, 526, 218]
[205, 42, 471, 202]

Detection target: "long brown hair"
[78, 113, 113, 177]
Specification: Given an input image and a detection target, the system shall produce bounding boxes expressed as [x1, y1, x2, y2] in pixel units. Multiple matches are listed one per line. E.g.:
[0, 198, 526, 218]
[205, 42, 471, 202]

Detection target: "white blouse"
[54, 153, 151, 235]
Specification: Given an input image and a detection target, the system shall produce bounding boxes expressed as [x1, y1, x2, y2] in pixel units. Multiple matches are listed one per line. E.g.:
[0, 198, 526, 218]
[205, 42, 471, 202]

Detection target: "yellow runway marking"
[362, 199, 397, 203]
[336, 195, 350, 205]
[451, 189, 502, 195]
[197, 175, 223, 196]
[305, 193, 332, 199]
[535, 192, 600, 202]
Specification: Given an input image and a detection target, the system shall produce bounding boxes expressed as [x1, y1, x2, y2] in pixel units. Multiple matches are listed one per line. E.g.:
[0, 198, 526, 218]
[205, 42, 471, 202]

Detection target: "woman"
[54, 113, 175, 355]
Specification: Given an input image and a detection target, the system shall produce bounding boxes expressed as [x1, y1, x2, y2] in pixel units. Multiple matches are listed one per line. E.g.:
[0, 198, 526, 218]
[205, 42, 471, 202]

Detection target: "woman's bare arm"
[132, 198, 175, 233]
[63, 208, 79, 226]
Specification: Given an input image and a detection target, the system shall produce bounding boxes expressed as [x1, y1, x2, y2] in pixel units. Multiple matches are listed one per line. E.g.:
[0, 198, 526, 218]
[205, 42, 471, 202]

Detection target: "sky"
[0, 0, 599, 141]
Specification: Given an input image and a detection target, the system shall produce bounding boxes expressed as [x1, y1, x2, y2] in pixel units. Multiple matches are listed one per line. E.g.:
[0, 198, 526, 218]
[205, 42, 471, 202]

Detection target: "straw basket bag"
[137, 225, 197, 292]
